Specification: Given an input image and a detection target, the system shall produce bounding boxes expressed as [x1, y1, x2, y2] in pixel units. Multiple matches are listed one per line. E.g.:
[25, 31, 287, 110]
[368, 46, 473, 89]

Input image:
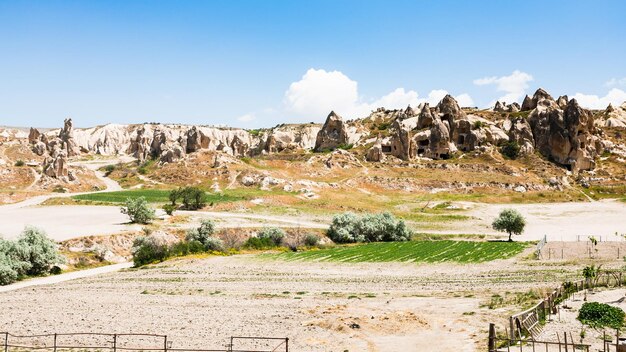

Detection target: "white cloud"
[605, 77, 626, 87]
[571, 88, 626, 109]
[237, 113, 256, 122]
[474, 70, 534, 105]
[283, 68, 474, 119]
[455, 93, 475, 107]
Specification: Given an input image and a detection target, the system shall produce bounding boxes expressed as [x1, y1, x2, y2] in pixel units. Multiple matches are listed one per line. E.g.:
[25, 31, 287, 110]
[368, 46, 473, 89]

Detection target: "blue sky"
[1, 0, 625, 128]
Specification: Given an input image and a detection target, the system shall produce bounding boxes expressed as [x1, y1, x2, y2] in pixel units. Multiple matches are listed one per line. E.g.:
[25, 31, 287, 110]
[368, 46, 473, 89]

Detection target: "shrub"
[131, 235, 170, 267]
[202, 237, 224, 252]
[492, 209, 526, 241]
[17, 226, 65, 275]
[243, 237, 276, 250]
[328, 212, 362, 243]
[168, 240, 205, 257]
[304, 234, 320, 247]
[0, 226, 64, 285]
[162, 203, 176, 216]
[169, 187, 207, 210]
[14, 160, 25, 167]
[578, 302, 625, 329]
[472, 120, 485, 129]
[121, 197, 155, 224]
[327, 212, 412, 244]
[257, 227, 285, 246]
[500, 141, 521, 159]
[103, 164, 116, 176]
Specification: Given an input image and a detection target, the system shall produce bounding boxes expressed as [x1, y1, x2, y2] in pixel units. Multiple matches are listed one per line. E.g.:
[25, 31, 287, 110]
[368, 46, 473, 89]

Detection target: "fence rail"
[0, 332, 288, 352]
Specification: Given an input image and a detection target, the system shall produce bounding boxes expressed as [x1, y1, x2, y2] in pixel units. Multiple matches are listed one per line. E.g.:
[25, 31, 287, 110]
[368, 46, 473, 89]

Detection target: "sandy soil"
[446, 199, 626, 241]
[0, 254, 578, 352]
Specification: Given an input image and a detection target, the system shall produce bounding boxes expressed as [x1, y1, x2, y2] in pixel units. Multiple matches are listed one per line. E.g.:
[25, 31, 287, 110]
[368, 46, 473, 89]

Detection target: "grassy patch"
[72, 189, 242, 204]
[264, 240, 528, 263]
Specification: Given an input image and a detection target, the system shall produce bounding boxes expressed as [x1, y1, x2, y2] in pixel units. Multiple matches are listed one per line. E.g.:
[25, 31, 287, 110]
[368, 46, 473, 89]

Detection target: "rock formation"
[417, 103, 434, 129]
[366, 135, 386, 162]
[528, 91, 601, 172]
[436, 95, 465, 133]
[127, 127, 151, 161]
[314, 111, 349, 152]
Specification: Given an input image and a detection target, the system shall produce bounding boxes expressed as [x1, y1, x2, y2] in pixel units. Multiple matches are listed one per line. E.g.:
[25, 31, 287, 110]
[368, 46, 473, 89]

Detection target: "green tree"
[17, 226, 65, 275]
[168, 187, 207, 210]
[492, 209, 526, 241]
[121, 197, 155, 224]
[500, 141, 521, 159]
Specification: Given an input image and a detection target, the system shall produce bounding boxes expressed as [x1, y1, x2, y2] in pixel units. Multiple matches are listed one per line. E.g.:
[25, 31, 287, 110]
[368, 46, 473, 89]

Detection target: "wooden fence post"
[113, 334, 117, 352]
[285, 337, 289, 352]
[164, 335, 168, 352]
[53, 333, 57, 352]
[564, 332, 568, 352]
[488, 323, 496, 352]
[4, 332, 8, 352]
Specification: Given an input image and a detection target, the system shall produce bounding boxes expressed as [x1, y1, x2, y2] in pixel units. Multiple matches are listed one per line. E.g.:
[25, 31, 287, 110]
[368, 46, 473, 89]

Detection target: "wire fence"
[0, 332, 289, 352]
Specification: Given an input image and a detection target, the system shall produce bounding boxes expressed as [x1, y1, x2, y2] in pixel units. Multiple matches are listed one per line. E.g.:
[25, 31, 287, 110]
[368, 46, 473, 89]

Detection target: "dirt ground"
[0, 253, 587, 352]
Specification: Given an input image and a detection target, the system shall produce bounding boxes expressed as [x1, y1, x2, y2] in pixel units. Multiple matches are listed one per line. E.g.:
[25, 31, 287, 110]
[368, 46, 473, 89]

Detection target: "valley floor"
[0, 254, 583, 352]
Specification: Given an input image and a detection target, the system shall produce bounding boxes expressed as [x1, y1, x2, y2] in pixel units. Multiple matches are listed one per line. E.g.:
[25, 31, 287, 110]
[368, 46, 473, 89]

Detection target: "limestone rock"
[159, 144, 184, 163]
[366, 136, 386, 162]
[529, 97, 601, 172]
[42, 146, 69, 179]
[314, 111, 349, 152]
[417, 103, 434, 129]
[557, 95, 569, 109]
[127, 127, 151, 161]
[426, 117, 454, 159]
[58, 118, 81, 157]
[436, 95, 465, 133]
[28, 128, 41, 144]
[502, 117, 535, 155]
[521, 88, 554, 111]
[390, 118, 416, 160]
[494, 101, 506, 112]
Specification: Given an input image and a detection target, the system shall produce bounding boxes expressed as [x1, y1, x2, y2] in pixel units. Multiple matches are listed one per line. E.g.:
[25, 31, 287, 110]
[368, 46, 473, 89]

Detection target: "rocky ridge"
[24, 88, 625, 181]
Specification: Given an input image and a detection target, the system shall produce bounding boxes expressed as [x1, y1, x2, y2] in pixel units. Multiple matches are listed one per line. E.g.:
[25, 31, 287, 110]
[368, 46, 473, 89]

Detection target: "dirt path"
[0, 262, 132, 293]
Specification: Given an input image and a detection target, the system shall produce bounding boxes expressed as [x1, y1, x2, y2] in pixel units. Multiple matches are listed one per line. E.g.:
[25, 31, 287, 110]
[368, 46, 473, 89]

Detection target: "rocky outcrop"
[186, 126, 209, 153]
[529, 95, 601, 172]
[436, 95, 465, 132]
[502, 117, 535, 155]
[426, 117, 454, 159]
[42, 145, 70, 179]
[557, 95, 569, 109]
[417, 103, 434, 129]
[314, 111, 349, 152]
[598, 102, 626, 127]
[58, 118, 80, 157]
[494, 101, 521, 113]
[521, 88, 554, 111]
[127, 127, 151, 161]
[390, 118, 416, 160]
[366, 136, 386, 162]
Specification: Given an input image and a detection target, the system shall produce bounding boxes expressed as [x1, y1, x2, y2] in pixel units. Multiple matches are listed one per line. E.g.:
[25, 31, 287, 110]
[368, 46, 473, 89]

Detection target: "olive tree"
[121, 197, 155, 224]
[492, 209, 526, 241]
[186, 219, 223, 251]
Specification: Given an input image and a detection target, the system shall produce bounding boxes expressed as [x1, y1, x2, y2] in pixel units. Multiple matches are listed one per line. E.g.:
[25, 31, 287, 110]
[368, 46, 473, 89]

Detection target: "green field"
[72, 189, 242, 204]
[266, 240, 528, 263]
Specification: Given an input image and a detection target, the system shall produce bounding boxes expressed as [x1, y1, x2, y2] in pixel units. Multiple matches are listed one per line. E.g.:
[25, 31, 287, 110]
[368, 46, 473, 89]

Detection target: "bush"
[121, 197, 155, 224]
[18, 226, 65, 275]
[162, 203, 176, 216]
[131, 235, 170, 267]
[103, 164, 116, 176]
[578, 302, 625, 329]
[0, 226, 64, 285]
[304, 234, 320, 247]
[472, 120, 485, 129]
[500, 141, 521, 159]
[202, 237, 224, 252]
[327, 212, 412, 244]
[243, 237, 276, 250]
[257, 227, 285, 246]
[14, 160, 25, 167]
[168, 240, 205, 257]
[169, 187, 207, 210]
